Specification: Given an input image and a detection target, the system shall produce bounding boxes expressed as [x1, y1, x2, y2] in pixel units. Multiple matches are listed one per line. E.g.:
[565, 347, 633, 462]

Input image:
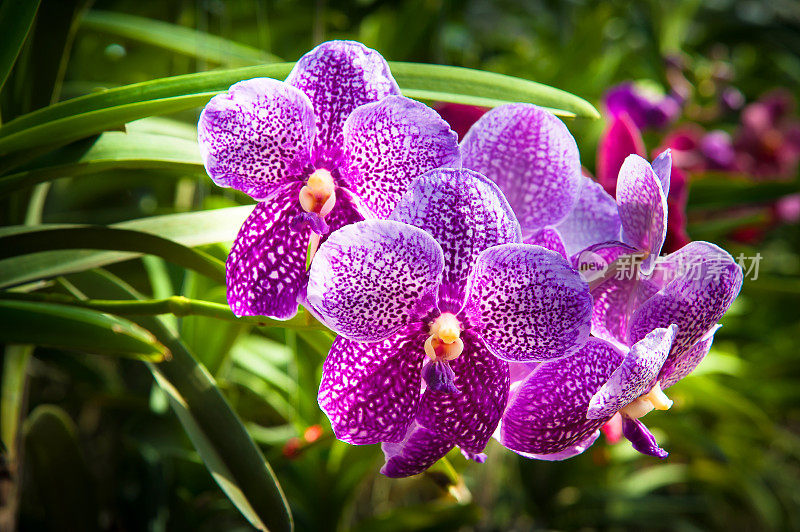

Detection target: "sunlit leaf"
[82, 10, 281, 66]
[0, 299, 169, 361]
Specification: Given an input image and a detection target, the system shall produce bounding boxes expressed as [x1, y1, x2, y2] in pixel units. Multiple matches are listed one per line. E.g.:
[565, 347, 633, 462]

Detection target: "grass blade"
[0, 0, 41, 94]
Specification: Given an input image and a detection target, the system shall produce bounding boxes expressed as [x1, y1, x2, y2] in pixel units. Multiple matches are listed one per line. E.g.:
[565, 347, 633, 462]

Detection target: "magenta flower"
[198, 41, 459, 319]
[305, 168, 592, 477]
[498, 242, 743, 459]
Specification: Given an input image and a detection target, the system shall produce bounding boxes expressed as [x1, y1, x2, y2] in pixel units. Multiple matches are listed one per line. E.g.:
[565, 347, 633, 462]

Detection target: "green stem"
[0, 291, 327, 331]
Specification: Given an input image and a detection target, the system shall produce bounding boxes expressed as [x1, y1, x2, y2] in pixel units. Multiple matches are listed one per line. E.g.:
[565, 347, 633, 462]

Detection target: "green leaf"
[65, 269, 293, 532]
[0, 131, 202, 194]
[81, 10, 280, 66]
[688, 174, 800, 210]
[0, 0, 41, 94]
[0, 62, 597, 156]
[0, 226, 225, 284]
[23, 405, 99, 532]
[0, 299, 169, 361]
[0, 206, 251, 288]
[1, 345, 32, 456]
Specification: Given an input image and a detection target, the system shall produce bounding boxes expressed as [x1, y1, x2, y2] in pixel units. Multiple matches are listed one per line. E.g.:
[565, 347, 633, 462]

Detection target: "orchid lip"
[424, 312, 464, 361]
[299, 168, 336, 216]
[619, 381, 672, 419]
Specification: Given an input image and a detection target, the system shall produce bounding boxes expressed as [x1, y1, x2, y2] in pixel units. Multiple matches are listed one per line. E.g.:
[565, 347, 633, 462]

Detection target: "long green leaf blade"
[0, 62, 598, 155]
[0, 206, 250, 288]
[0, 226, 225, 283]
[82, 10, 280, 66]
[0, 300, 169, 361]
[0, 131, 202, 194]
[0, 0, 41, 94]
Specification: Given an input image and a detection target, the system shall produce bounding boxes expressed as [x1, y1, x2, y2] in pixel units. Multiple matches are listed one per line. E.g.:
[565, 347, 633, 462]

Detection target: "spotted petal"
[616, 154, 667, 274]
[198, 78, 315, 200]
[556, 177, 621, 256]
[498, 339, 624, 455]
[318, 326, 426, 444]
[416, 331, 510, 453]
[461, 104, 582, 230]
[391, 168, 521, 312]
[286, 40, 400, 165]
[227, 183, 365, 319]
[307, 220, 443, 341]
[512, 430, 600, 461]
[587, 325, 677, 419]
[341, 96, 461, 218]
[463, 244, 592, 362]
[380, 422, 454, 478]
[628, 242, 743, 360]
[659, 324, 720, 389]
[590, 276, 660, 344]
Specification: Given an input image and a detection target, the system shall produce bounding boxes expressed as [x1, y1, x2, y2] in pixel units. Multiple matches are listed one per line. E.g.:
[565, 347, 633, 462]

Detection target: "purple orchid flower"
[197, 40, 459, 319]
[604, 82, 682, 131]
[305, 168, 593, 477]
[498, 241, 743, 459]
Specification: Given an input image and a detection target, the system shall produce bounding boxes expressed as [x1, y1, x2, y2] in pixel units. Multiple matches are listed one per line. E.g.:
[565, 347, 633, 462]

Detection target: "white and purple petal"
[498, 338, 624, 455]
[198, 78, 315, 200]
[391, 168, 521, 312]
[511, 430, 600, 461]
[318, 326, 426, 445]
[587, 325, 677, 419]
[307, 220, 443, 341]
[463, 244, 592, 362]
[556, 177, 622, 256]
[523, 227, 567, 259]
[589, 276, 660, 345]
[461, 104, 582, 230]
[416, 331, 510, 453]
[659, 324, 721, 389]
[286, 40, 401, 165]
[628, 241, 743, 360]
[341, 96, 460, 218]
[616, 154, 668, 274]
[651, 149, 672, 197]
[226, 183, 309, 319]
[380, 422, 454, 478]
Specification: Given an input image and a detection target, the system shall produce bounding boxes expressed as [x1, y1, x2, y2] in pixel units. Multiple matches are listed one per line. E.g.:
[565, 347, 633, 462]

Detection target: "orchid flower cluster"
[198, 40, 743, 477]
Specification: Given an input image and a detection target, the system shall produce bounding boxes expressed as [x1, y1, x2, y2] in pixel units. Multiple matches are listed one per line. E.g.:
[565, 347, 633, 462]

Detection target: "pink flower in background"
[604, 82, 682, 131]
[734, 90, 800, 180]
[435, 103, 487, 140]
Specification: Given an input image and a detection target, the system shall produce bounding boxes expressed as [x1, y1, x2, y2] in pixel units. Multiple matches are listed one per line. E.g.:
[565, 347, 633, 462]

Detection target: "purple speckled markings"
[498, 240, 743, 460]
[307, 168, 592, 477]
[198, 40, 459, 320]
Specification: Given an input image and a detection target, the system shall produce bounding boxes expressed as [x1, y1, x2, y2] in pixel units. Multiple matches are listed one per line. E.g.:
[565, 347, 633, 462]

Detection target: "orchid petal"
[463, 244, 592, 362]
[342, 96, 461, 218]
[512, 430, 600, 461]
[286, 40, 400, 164]
[523, 227, 567, 259]
[198, 78, 315, 200]
[391, 168, 521, 312]
[226, 183, 308, 319]
[651, 149, 672, 197]
[307, 220, 443, 341]
[318, 326, 426, 444]
[461, 104, 582, 230]
[659, 324, 721, 389]
[597, 113, 646, 197]
[590, 276, 660, 344]
[621, 416, 668, 459]
[616, 154, 668, 274]
[588, 325, 677, 419]
[499, 338, 624, 455]
[380, 422, 454, 478]
[417, 332, 510, 453]
[628, 242, 743, 359]
[556, 177, 622, 256]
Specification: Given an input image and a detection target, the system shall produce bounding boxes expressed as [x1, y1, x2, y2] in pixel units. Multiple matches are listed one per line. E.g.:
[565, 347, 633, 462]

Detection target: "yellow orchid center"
[619, 381, 673, 419]
[299, 168, 336, 216]
[424, 313, 464, 361]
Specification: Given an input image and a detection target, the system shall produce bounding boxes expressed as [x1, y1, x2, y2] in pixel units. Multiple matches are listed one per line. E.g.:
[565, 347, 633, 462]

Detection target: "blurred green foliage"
[1, 0, 799, 531]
